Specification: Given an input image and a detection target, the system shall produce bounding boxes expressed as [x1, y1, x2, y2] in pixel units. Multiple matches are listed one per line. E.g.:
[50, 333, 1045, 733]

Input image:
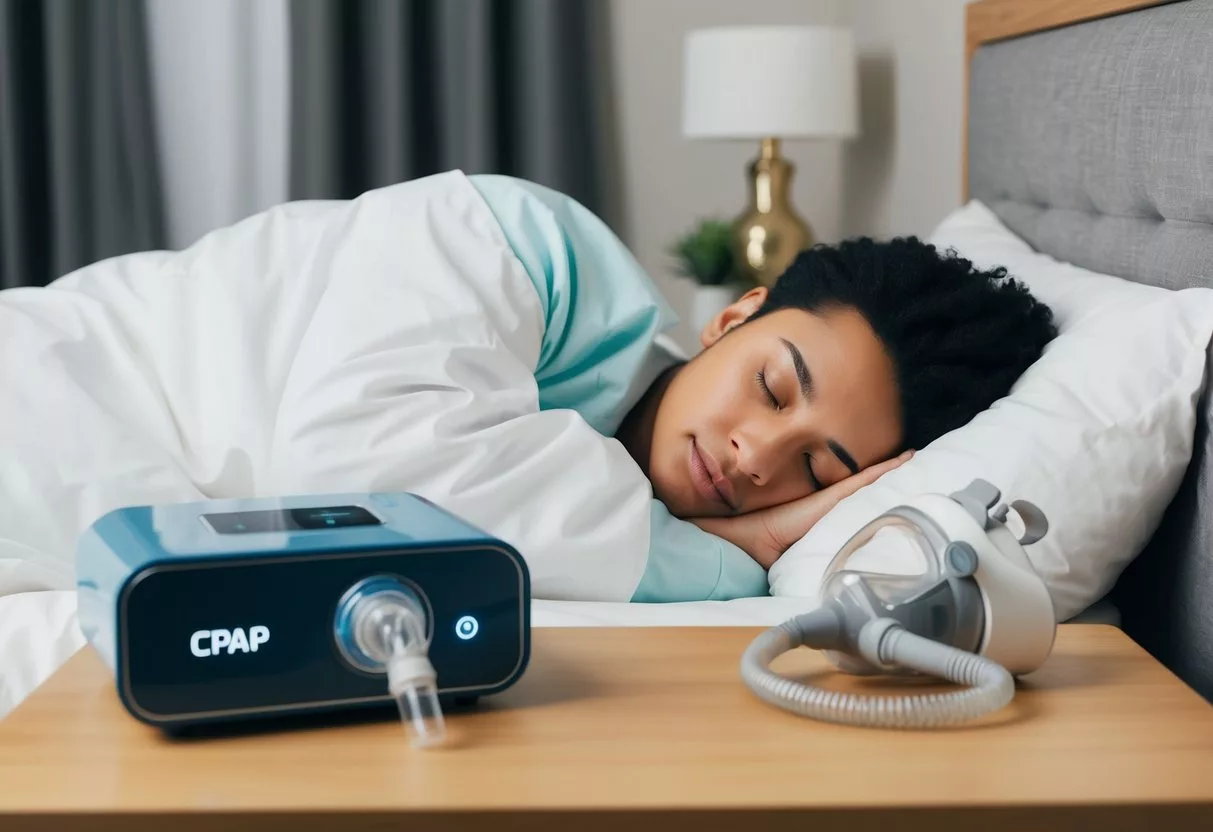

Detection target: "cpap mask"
[742, 479, 1056, 728]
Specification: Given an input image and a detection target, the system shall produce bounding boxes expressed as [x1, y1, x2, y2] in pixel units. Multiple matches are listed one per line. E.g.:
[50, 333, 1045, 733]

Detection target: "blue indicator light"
[455, 615, 479, 640]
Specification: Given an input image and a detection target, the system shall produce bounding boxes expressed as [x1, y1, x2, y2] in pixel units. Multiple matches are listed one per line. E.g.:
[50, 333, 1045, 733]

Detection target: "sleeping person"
[0, 171, 1056, 604]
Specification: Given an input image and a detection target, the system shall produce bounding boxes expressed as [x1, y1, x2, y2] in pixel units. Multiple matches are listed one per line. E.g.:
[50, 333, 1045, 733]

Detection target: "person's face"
[649, 288, 903, 519]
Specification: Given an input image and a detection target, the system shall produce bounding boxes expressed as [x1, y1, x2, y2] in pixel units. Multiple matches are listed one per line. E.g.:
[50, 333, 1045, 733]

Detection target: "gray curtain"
[0, 0, 165, 289]
[288, 0, 621, 229]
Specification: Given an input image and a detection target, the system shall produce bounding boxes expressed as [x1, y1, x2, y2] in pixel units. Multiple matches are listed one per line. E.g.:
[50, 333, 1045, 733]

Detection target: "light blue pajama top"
[468, 174, 769, 604]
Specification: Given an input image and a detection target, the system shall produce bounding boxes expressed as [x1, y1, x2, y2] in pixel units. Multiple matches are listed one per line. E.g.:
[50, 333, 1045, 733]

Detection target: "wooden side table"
[2, 624, 1212, 831]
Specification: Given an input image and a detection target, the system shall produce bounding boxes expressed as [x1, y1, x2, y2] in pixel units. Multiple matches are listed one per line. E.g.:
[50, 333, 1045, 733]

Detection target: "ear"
[700, 287, 768, 349]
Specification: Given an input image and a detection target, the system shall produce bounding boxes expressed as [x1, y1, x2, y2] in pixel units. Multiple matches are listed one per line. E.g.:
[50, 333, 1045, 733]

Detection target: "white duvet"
[0, 171, 679, 604]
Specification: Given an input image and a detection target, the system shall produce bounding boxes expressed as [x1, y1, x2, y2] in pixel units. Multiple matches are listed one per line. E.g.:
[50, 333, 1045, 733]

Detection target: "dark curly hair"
[749, 236, 1057, 452]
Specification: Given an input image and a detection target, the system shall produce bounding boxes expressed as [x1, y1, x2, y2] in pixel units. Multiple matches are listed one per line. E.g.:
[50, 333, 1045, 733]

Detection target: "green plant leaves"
[669, 218, 742, 286]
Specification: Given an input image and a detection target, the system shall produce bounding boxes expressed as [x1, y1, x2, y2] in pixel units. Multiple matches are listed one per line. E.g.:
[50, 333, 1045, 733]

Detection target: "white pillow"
[768, 200, 1213, 621]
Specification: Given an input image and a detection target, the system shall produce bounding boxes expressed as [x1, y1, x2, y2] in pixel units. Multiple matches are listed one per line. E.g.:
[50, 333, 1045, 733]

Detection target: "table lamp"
[682, 26, 858, 287]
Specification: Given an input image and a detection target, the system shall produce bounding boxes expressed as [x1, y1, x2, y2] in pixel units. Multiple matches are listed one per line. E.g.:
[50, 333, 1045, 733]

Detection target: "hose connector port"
[335, 576, 446, 748]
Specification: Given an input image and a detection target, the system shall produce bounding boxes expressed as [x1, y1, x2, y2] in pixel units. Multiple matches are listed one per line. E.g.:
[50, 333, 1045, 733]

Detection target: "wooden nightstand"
[2, 625, 1212, 831]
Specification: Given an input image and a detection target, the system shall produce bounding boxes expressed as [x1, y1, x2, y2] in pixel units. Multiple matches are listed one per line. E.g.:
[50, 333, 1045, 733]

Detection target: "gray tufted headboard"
[966, 0, 1213, 701]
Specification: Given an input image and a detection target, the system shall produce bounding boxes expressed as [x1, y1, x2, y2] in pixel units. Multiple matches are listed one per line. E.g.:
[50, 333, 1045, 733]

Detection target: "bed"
[2, 0, 1212, 720]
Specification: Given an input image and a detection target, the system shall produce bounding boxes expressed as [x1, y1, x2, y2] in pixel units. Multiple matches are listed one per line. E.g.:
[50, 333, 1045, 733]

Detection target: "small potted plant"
[669, 218, 753, 335]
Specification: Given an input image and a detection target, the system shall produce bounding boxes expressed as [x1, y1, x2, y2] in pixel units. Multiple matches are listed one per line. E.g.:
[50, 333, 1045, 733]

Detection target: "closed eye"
[755, 369, 780, 409]
[759, 368, 822, 488]
[804, 453, 823, 491]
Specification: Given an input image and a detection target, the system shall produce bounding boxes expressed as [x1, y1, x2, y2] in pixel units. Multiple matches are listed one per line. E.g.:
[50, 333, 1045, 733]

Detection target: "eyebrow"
[780, 338, 860, 476]
[780, 338, 814, 401]
[829, 440, 860, 476]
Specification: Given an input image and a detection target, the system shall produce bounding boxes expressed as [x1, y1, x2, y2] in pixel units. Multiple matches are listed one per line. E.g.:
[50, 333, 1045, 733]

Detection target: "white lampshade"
[682, 26, 859, 140]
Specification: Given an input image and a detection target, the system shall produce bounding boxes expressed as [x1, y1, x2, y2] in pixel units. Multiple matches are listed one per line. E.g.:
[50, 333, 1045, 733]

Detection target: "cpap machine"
[75, 479, 1054, 742]
[76, 492, 530, 746]
[742, 479, 1057, 728]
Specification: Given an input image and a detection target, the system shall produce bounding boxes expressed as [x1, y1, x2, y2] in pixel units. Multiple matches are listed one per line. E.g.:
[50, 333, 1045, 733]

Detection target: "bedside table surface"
[2, 624, 1213, 830]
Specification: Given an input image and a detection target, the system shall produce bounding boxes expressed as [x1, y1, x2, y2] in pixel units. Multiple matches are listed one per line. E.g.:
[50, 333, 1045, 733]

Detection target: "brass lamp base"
[732, 137, 813, 288]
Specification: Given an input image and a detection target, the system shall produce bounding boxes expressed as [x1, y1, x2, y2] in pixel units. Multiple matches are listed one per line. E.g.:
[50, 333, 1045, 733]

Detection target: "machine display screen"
[202, 505, 382, 534]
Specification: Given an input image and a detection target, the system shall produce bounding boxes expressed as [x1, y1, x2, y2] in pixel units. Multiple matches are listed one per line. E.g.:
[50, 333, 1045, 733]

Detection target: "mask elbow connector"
[387, 651, 446, 749]
[380, 608, 447, 749]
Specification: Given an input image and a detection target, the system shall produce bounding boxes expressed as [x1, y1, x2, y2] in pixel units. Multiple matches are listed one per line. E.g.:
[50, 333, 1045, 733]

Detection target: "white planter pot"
[689, 284, 743, 336]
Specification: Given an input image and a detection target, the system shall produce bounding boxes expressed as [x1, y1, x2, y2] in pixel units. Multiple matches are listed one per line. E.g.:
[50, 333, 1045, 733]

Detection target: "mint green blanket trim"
[632, 501, 770, 602]
[469, 174, 676, 439]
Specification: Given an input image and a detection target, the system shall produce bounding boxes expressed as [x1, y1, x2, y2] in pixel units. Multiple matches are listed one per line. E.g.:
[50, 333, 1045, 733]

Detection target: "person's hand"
[690, 450, 913, 569]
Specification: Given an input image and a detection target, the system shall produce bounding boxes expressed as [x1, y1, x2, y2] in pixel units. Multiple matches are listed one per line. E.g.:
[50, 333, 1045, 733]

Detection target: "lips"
[689, 438, 737, 511]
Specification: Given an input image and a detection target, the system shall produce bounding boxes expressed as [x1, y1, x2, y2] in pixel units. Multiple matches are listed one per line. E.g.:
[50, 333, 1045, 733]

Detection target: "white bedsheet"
[0, 589, 811, 721]
[532, 596, 810, 627]
[0, 591, 85, 719]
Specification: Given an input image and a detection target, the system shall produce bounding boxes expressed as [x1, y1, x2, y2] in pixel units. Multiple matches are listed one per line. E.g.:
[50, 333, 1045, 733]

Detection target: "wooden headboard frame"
[962, 0, 1177, 199]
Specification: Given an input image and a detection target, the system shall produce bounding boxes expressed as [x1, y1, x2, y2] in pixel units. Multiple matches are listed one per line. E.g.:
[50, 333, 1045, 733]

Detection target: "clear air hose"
[740, 607, 1015, 729]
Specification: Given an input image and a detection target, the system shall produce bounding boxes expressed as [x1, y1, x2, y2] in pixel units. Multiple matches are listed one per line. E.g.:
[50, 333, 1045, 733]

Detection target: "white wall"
[609, 0, 972, 351]
[839, 0, 971, 241]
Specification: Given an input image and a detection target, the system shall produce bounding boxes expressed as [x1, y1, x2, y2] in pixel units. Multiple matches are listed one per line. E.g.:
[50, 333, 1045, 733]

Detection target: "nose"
[730, 425, 787, 487]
